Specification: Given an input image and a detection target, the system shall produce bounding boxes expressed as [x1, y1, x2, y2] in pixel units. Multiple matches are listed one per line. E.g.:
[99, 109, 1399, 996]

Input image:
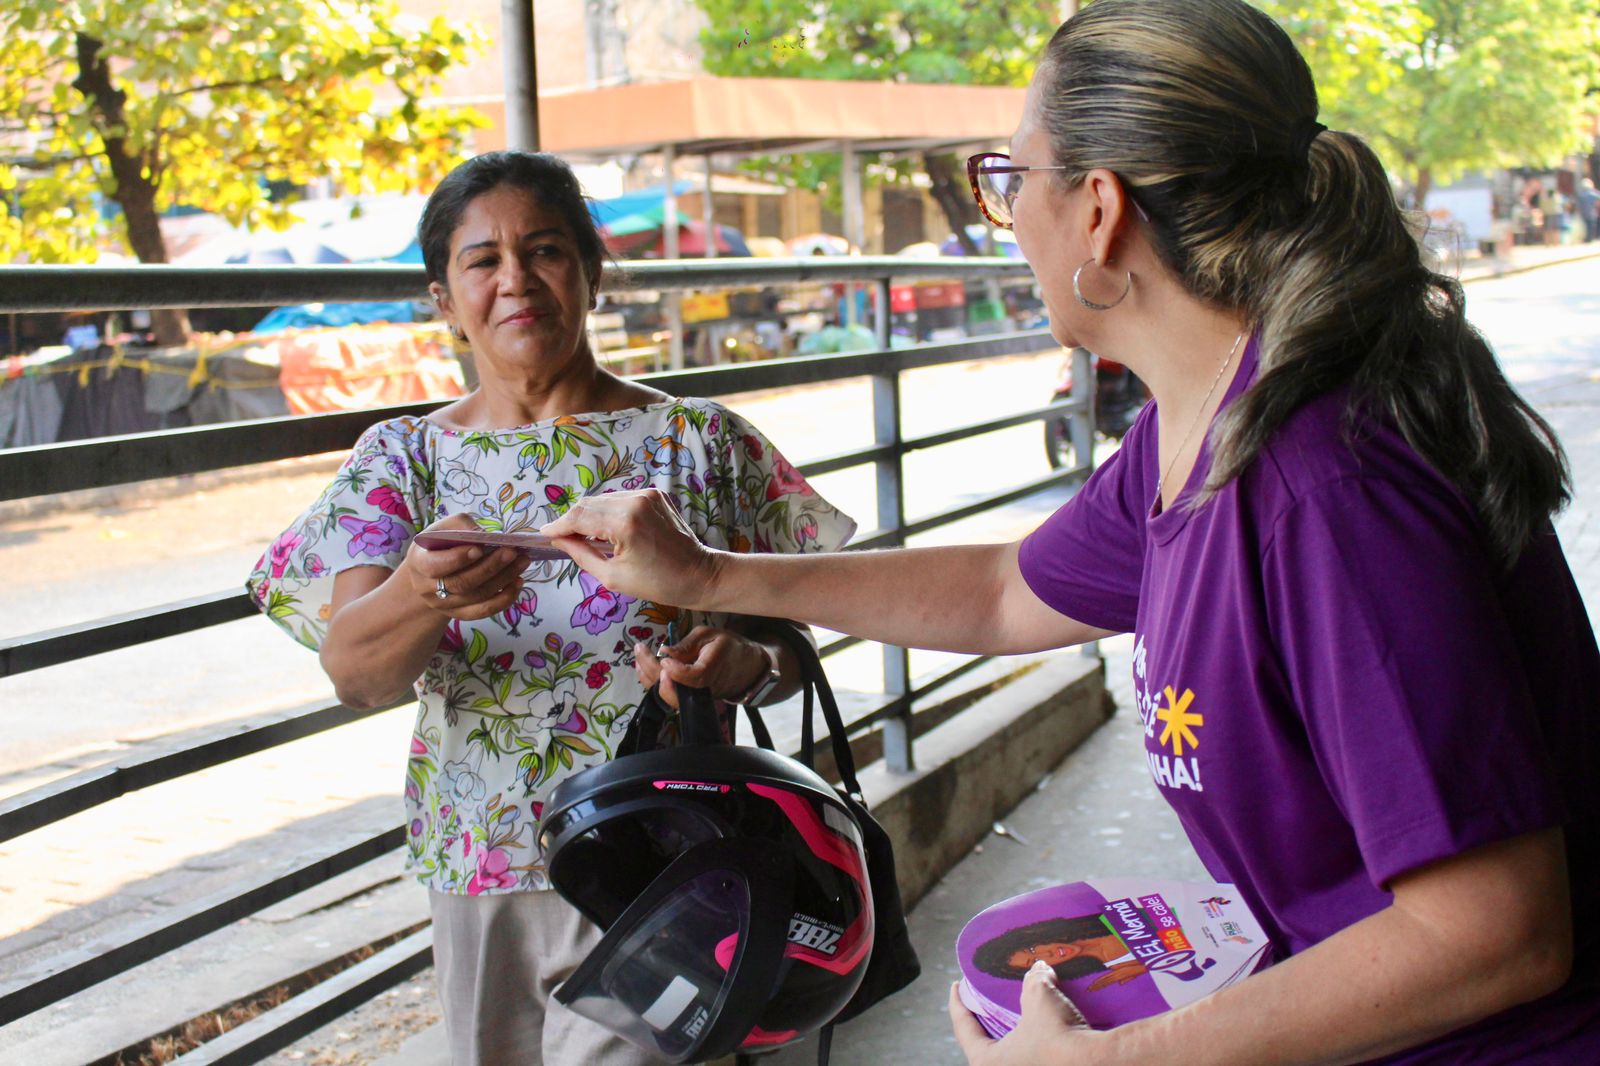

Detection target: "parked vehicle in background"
[1044, 349, 1151, 469]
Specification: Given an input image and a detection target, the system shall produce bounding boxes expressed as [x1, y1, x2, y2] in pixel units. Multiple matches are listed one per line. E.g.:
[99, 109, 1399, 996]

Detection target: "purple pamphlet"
[411, 527, 610, 562]
[956, 878, 1272, 1037]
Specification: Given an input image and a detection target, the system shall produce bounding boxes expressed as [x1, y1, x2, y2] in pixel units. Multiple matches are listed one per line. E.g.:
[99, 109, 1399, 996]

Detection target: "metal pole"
[874, 278, 891, 350]
[704, 155, 717, 260]
[583, 0, 603, 85]
[663, 144, 686, 370]
[663, 145, 680, 258]
[842, 141, 862, 327]
[502, 0, 541, 150]
[872, 358, 913, 773]
[1069, 345, 1094, 475]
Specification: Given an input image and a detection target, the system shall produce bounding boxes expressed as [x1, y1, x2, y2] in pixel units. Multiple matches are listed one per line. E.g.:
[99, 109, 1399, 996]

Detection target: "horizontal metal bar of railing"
[169, 927, 435, 1066]
[845, 461, 1087, 552]
[0, 589, 255, 678]
[0, 697, 404, 843]
[843, 656, 1001, 738]
[796, 442, 895, 479]
[0, 404, 426, 504]
[909, 654, 996, 705]
[899, 466, 1085, 541]
[0, 329, 1061, 502]
[0, 257, 1035, 312]
[903, 399, 1076, 454]
[0, 828, 406, 1026]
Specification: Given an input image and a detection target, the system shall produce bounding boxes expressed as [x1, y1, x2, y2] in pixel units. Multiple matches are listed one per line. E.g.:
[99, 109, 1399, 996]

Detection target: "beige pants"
[429, 889, 676, 1066]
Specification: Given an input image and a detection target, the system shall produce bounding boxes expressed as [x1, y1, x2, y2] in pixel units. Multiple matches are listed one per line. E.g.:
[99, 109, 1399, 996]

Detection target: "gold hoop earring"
[1073, 257, 1132, 311]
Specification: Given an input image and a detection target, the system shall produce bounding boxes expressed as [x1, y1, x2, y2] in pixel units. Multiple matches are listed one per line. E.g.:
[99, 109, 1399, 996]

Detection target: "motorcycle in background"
[1044, 348, 1151, 469]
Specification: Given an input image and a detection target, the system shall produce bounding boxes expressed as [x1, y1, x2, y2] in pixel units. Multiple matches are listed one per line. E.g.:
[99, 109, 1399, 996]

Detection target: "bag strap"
[743, 704, 776, 751]
[676, 683, 724, 746]
[617, 687, 669, 756]
[618, 682, 723, 755]
[749, 621, 864, 801]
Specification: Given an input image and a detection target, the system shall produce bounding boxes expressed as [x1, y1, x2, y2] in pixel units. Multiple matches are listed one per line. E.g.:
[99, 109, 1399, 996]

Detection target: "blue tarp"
[588, 181, 696, 227]
[253, 301, 416, 333]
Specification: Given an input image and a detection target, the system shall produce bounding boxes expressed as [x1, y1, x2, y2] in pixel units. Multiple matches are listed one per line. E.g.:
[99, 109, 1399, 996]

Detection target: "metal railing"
[0, 258, 1093, 1061]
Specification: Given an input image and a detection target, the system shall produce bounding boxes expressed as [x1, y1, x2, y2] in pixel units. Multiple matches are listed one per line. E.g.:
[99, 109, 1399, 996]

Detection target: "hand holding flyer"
[956, 878, 1272, 1037]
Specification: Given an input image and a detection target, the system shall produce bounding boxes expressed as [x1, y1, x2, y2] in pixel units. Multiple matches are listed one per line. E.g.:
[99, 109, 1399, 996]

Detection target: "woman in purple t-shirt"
[542, 1, 1599, 1062]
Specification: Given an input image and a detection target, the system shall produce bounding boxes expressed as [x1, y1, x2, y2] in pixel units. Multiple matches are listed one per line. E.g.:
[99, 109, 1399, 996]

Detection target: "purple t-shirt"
[1019, 337, 1600, 1063]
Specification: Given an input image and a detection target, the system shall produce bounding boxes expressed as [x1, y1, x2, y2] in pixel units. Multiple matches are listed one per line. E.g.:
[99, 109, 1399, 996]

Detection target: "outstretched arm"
[542, 489, 1114, 655]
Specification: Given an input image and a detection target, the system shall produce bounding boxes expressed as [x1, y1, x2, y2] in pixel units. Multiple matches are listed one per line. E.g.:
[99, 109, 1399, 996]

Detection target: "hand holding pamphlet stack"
[956, 878, 1271, 1037]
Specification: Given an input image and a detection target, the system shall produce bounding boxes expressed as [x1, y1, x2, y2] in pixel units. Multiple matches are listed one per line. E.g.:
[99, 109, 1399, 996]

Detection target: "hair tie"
[1289, 117, 1326, 163]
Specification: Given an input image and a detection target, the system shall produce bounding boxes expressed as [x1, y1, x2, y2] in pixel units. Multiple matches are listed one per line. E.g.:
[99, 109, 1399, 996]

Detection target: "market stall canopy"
[537, 76, 1027, 158]
[602, 209, 754, 258]
[592, 181, 697, 227]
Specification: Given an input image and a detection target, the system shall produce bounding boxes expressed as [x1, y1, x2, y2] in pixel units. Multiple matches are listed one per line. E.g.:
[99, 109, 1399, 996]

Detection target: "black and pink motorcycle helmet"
[538, 742, 875, 1062]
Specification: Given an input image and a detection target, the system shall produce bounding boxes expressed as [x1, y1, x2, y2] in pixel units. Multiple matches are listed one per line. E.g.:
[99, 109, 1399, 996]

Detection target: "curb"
[1459, 246, 1600, 285]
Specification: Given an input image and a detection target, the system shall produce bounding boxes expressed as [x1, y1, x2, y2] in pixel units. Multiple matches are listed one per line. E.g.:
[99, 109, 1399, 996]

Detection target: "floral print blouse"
[246, 398, 854, 894]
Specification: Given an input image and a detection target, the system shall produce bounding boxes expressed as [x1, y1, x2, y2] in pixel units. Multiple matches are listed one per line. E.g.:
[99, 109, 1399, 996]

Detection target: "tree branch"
[167, 75, 287, 99]
[0, 111, 75, 131]
[9, 151, 103, 169]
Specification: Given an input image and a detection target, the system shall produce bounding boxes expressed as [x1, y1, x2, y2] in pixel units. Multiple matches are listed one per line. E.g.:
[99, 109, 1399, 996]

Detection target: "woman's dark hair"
[1037, 0, 1569, 564]
[972, 914, 1115, 981]
[417, 150, 608, 293]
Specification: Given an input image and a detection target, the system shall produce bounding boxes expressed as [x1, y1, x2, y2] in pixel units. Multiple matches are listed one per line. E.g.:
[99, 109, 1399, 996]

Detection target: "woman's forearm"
[546, 493, 1111, 653]
[706, 542, 1102, 655]
[320, 565, 450, 709]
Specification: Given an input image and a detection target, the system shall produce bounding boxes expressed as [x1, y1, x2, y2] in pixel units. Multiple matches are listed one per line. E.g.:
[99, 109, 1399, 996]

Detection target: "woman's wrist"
[697, 547, 737, 613]
[731, 638, 782, 706]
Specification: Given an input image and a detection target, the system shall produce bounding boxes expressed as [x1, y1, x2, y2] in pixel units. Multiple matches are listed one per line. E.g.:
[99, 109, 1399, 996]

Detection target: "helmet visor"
[556, 839, 792, 1062]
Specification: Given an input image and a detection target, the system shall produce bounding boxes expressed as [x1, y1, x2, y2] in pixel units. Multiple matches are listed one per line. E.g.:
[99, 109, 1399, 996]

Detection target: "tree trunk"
[922, 152, 984, 256]
[73, 32, 191, 347]
[1414, 167, 1433, 211]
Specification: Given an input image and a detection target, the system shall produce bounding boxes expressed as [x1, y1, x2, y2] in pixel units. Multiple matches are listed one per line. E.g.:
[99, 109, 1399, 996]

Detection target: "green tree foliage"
[693, 0, 1060, 251]
[1263, 0, 1600, 204]
[0, 0, 484, 341]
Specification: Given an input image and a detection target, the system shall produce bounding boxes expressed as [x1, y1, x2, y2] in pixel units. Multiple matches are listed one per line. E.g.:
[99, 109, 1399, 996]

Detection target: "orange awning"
[515, 76, 1027, 158]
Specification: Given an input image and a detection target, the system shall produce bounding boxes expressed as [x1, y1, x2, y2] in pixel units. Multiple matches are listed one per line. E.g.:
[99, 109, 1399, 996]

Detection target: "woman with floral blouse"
[247, 150, 853, 1066]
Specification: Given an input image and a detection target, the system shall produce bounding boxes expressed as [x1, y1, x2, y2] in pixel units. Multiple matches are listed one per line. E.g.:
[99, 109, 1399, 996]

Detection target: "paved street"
[3, 247, 1599, 1064]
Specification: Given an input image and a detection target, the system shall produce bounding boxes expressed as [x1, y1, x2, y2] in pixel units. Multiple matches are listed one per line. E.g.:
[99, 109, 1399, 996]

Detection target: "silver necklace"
[1154, 327, 1247, 509]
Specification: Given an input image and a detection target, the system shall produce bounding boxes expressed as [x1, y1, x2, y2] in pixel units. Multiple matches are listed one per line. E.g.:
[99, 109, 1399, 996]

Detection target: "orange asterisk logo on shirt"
[1156, 686, 1203, 756]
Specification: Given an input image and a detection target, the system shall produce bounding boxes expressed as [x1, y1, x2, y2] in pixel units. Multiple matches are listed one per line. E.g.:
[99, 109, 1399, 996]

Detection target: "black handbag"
[742, 623, 922, 1037]
[619, 628, 921, 1063]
